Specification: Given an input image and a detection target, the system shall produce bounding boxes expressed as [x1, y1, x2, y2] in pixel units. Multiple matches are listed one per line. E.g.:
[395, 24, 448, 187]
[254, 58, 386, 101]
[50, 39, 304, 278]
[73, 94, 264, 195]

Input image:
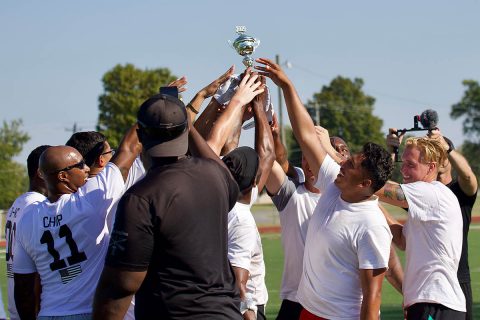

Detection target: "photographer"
[428, 129, 478, 320]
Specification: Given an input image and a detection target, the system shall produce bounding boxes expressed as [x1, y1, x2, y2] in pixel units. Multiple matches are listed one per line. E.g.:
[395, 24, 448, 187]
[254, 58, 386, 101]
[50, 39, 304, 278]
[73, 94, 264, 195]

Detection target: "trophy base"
[242, 56, 254, 67]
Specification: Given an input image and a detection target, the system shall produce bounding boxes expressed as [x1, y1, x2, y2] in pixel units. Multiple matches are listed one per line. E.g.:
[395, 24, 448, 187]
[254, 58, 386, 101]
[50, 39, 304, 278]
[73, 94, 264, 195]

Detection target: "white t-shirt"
[297, 155, 392, 320]
[227, 202, 268, 306]
[13, 163, 125, 317]
[5, 191, 46, 320]
[271, 174, 320, 302]
[401, 181, 466, 311]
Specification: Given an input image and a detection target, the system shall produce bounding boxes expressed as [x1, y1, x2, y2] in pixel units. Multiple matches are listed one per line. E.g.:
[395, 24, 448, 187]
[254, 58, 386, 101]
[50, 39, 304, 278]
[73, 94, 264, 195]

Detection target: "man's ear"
[361, 179, 372, 189]
[57, 171, 69, 183]
[97, 156, 107, 168]
[428, 162, 437, 174]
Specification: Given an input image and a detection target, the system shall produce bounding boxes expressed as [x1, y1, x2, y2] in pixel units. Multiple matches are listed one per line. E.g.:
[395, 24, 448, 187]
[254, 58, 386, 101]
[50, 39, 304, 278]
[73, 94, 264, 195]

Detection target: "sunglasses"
[50, 159, 86, 174]
[101, 148, 116, 156]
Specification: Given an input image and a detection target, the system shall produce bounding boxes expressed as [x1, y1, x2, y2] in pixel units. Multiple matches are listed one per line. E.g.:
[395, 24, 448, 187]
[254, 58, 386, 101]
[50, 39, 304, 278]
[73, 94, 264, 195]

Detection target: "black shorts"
[276, 299, 303, 320]
[406, 303, 466, 320]
[460, 281, 472, 320]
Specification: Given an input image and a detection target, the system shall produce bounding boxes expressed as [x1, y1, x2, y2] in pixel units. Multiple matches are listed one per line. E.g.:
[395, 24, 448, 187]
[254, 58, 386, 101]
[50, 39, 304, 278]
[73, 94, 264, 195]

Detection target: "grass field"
[1, 224, 480, 319]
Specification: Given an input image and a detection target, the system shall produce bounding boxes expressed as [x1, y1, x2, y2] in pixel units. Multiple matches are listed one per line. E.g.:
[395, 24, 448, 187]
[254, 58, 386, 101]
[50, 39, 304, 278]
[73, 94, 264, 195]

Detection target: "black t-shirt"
[446, 179, 477, 283]
[106, 156, 242, 319]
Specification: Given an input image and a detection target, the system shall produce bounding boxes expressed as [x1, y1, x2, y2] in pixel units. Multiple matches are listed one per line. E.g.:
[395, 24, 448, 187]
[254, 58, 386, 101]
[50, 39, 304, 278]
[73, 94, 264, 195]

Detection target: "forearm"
[386, 246, 404, 294]
[379, 204, 406, 250]
[112, 124, 142, 181]
[360, 294, 382, 320]
[253, 103, 275, 191]
[221, 120, 242, 156]
[187, 92, 207, 123]
[188, 118, 227, 168]
[449, 150, 478, 195]
[206, 99, 245, 155]
[92, 294, 133, 320]
[282, 82, 325, 173]
[194, 99, 219, 139]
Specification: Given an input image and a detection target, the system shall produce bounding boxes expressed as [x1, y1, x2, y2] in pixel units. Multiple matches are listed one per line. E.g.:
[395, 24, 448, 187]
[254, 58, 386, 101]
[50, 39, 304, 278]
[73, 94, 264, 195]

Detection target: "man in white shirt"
[6, 145, 50, 320]
[378, 135, 466, 320]
[256, 58, 394, 320]
[221, 76, 275, 320]
[66, 131, 145, 320]
[13, 124, 141, 320]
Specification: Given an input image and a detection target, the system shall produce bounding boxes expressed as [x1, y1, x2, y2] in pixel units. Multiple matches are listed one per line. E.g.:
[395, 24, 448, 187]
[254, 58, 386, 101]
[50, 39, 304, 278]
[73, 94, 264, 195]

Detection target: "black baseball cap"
[137, 94, 188, 157]
[222, 146, 259, 192]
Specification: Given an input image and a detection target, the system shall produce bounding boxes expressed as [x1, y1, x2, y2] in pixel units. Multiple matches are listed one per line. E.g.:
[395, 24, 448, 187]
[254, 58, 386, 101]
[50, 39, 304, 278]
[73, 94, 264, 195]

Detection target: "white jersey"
[270, 174, 320, 302]
[297, 155, 392, 320]
[401, 181, 465, 311]
[5, 191, 46, 320]
[227, 202, 268, 306]
[13, 163, 125, 317]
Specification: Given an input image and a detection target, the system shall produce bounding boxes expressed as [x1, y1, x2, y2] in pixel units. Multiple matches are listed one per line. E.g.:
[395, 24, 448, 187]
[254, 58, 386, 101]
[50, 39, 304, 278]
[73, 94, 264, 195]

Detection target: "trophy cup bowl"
[228, 26, 260, 67]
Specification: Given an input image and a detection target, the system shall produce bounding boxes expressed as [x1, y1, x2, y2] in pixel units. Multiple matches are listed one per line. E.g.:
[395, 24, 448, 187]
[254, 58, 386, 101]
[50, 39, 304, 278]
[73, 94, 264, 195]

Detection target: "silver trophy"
[228, 26, 260, 67]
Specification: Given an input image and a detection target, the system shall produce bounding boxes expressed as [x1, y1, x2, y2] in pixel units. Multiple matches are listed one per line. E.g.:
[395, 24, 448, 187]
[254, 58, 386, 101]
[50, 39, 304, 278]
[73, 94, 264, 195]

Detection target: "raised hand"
[230, 68, 265, 107]
[254, 58, 291, 88]
[167, 76, 187, 93]
[386, 128, 405, 154]
[199, 65, 235, 99]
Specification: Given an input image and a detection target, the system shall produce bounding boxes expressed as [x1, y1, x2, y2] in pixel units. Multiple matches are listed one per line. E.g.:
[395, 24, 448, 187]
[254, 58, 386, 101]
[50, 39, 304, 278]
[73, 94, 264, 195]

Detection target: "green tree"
[97, 63, 177, 147]
[305, 76, 384, 152]
[450, 79, 480, 179]
[450, 80, 480, 140]
[0, 119, 29, 209]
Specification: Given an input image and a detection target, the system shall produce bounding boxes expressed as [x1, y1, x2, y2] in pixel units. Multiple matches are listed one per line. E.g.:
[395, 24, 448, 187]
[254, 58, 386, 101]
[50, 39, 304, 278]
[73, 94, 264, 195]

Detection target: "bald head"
[40, 146, 83, 174]
[330, 136, 350, 159]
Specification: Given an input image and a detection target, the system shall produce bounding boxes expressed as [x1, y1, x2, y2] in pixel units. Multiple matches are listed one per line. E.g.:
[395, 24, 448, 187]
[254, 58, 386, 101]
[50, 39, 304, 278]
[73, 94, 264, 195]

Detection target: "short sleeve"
[228, 221, 257, 272]
[401, 182, 442, 221]
[357, 225, 392, 270]
[315, 155, 340, 191]
[105, 193, 154, 271]
[124, 157, 146, 190]
[79, 163, 125, 209]
[271, 176, 298, 212]
[12, 212, 37, 274]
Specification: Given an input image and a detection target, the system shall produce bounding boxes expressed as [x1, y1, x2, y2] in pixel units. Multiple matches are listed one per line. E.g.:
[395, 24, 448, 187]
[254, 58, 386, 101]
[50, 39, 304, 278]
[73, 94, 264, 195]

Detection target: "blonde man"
[378, 135, 466, 320]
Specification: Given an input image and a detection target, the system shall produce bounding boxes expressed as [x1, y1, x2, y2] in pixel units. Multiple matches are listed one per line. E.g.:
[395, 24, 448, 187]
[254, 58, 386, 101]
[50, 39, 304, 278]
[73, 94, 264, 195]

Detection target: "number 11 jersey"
[13, 163, 125, 317]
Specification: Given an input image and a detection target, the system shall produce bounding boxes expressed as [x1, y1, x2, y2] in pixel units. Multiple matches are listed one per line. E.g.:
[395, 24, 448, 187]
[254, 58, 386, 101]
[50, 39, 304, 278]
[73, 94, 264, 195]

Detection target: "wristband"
[186, 103, 199, 114]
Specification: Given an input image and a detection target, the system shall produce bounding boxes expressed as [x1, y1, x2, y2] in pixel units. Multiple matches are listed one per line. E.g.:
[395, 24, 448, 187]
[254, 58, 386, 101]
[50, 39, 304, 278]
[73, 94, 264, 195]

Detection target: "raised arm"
[187, 66, 235, 122]
[111, 124, 142, 181]
[255, 58, 325, 178]
[206, 70, 264, 156]
[252, 78, 275, 192]
[428, 129, 478, 196]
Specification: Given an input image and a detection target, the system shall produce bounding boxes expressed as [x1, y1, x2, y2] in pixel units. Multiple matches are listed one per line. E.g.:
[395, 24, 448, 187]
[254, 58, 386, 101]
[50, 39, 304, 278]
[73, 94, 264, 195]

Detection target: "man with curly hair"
[255, 57, 394, 320]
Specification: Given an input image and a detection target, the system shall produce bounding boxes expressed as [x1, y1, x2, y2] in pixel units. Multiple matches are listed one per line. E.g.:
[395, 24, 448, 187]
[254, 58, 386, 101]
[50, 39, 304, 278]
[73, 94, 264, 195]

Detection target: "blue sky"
[2, 1, 479, 163]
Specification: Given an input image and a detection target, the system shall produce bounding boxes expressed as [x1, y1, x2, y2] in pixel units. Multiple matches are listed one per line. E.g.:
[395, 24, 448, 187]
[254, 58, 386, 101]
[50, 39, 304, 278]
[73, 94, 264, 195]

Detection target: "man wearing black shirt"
[432, 132, 478, 320]
[93, 72, 264, 319]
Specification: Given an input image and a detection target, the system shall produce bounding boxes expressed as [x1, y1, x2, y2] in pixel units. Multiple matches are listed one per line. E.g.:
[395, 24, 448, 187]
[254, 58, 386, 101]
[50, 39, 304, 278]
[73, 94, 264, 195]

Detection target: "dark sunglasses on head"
[101, 148, 116, 156]
[50, 159, 86, 174]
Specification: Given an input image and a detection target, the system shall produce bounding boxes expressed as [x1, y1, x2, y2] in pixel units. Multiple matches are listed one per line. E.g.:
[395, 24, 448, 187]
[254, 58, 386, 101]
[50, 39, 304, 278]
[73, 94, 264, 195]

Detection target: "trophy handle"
[227, 40, 234, 49]
[254, 39, 261, 48]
